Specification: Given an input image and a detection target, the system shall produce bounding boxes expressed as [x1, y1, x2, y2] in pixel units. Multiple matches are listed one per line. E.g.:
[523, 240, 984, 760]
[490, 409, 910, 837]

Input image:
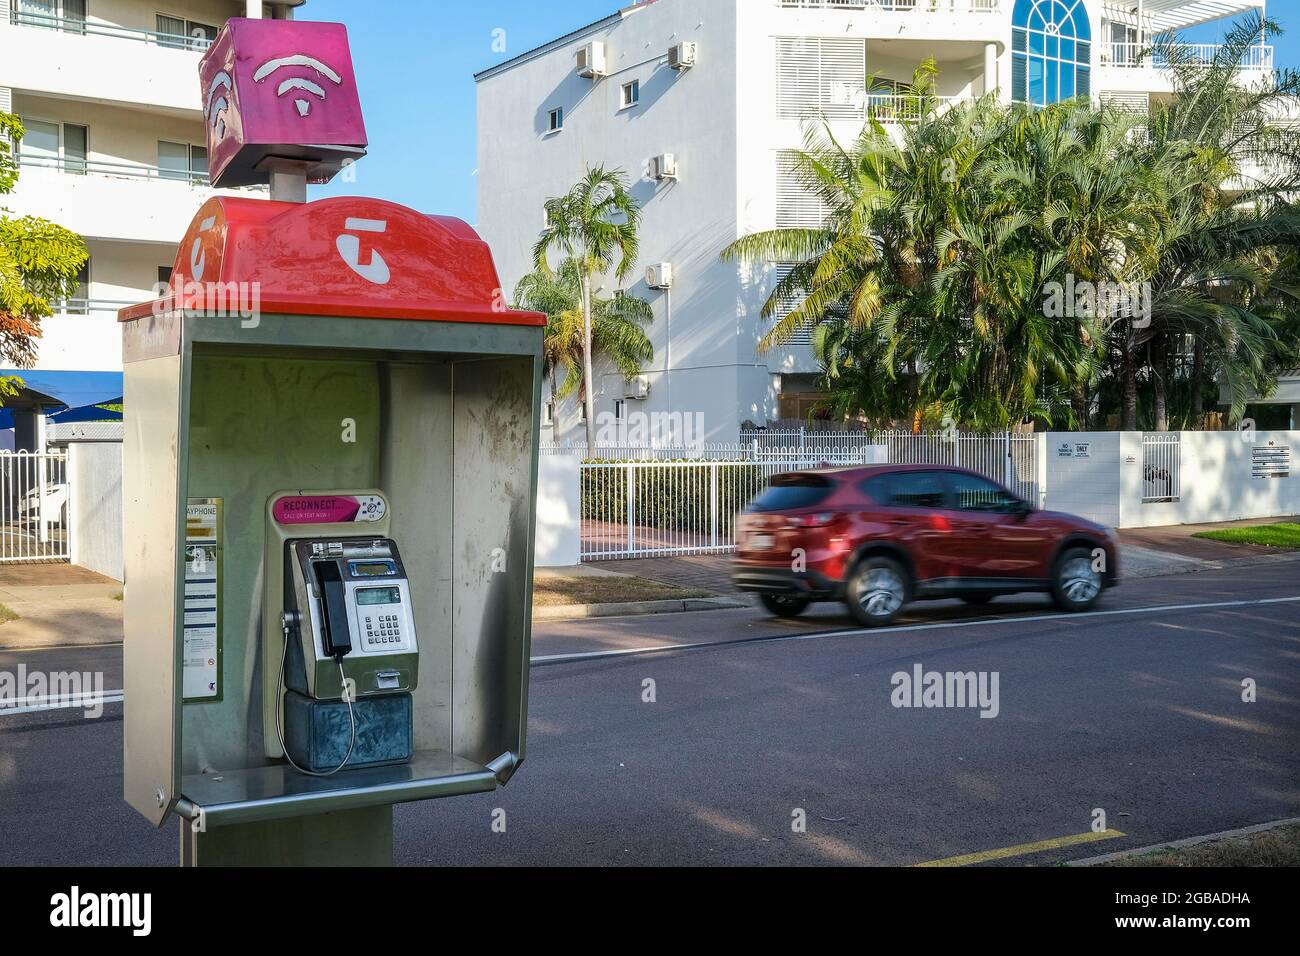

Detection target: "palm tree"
[514, 257, 654, 426]
[1124, 11, 1300, 429]
[533, 166, 642, 446]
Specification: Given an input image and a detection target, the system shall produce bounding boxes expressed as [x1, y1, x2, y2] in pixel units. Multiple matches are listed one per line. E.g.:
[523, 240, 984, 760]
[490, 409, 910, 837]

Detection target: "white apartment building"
[475, 0, 1285, 443]
[0, 0, 304, 373]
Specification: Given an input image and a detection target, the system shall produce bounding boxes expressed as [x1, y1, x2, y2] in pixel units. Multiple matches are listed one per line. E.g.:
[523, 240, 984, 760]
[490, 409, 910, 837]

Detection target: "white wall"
[1121, 430, 1300, 529]
[68, 441, 124, 581]
[1041, 432, 1122, 528]
[1042, 431, 1300, 529]
[534, 452, 581, 568]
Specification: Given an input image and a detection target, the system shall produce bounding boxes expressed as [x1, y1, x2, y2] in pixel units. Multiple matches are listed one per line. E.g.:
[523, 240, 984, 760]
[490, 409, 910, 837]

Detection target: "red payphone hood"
[119, 196, 545, 327]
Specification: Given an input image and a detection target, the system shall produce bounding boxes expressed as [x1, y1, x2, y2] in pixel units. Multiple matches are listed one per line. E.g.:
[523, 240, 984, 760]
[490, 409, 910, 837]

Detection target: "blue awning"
[0, 370, 124, 410]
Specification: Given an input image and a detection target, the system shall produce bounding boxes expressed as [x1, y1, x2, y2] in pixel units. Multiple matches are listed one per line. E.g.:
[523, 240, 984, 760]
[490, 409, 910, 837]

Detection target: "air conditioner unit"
[625, 376, 651, 400]
[646, 262, 673, 290]
[651, 153, 679, 181]
[669, 41, 697, 71]
[576, 41, 608, 79]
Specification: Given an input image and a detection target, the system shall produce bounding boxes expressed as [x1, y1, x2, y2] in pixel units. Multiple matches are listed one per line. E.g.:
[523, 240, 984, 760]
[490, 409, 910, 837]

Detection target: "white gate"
[1141, 433, 1181, 502]
[0, 451, 71, 563]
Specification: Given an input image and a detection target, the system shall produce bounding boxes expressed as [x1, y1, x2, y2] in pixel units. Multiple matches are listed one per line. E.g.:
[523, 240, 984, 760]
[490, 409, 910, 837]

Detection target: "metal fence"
[577, 430, 1039, 560]
[581, 457, 844, 560]
[1141, 433, 1181, 502]
[878, 430, 1039, 503]
[0, 451, 71, 563]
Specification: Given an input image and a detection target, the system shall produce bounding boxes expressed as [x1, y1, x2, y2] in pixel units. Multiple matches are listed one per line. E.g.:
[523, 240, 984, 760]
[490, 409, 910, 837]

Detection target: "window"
[547, 107, 564, 133]
[620, 80, 640, 109]
[747, 475, 835, 513]
[158, 141, 206, 183]
[613, 399, 626, 420]
[13, 0, 82, 30]
[63, 257, 89, 315]
[158, 265, 173, 285]
[156, 14, 218, 50]
[947, 472, 1022, 513]
[881, 470, 948, 509]
[542, 401, 554, 427]
[18, 119, 85, 174]
[1011, 0, 1091, 107]
[62, 123, 86, 175]
[18, 118, 60, 169]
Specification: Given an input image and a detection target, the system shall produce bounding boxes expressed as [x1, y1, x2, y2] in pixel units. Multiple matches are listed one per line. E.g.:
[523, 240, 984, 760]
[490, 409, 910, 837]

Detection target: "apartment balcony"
[865, 93, 964, 123]
[772, 0, 1004, 44]
[778, 0, 1000, 11]
[0, 9, 214, 114]
[5, 157, 263, 244]
[1097, 42, 1274, 97]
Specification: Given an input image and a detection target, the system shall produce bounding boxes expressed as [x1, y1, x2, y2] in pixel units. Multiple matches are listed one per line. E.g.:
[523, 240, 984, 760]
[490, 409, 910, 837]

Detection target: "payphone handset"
[281, 536, 420, 697]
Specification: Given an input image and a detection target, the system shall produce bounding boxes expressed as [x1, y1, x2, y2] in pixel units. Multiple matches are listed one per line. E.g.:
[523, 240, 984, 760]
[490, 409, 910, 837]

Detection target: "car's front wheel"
[760, 593, 811, 618]
[1051, 546, 1103, 612]
[845, 556, 909, 627]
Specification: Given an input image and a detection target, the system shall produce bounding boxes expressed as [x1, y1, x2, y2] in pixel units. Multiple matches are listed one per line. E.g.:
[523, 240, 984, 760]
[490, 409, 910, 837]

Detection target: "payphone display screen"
[356, 587, 401, 606]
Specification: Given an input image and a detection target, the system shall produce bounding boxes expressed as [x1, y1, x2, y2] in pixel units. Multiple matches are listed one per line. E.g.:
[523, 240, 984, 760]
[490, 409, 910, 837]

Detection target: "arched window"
[1012, 0, 1092, 106]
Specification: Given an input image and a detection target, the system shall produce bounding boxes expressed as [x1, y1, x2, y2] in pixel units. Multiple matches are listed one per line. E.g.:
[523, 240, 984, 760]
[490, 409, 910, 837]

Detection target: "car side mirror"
[1009, 499, 1033, 518]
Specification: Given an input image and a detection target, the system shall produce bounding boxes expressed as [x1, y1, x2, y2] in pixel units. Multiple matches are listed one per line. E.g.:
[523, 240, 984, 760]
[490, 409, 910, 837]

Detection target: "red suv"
[734, 464, 1118, 626]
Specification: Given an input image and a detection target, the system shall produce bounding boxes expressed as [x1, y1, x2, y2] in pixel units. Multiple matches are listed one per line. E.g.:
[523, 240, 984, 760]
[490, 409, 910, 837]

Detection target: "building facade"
[475, 0, 1280, 443]
[0, 0, 304, 374]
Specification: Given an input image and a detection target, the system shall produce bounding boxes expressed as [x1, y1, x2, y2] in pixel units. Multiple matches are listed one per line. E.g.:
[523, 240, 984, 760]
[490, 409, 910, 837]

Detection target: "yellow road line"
[913, 829, 1126, 867]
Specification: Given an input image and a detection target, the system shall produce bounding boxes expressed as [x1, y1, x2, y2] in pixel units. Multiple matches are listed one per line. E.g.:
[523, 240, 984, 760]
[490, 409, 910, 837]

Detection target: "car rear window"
[747, 475, 835, 512]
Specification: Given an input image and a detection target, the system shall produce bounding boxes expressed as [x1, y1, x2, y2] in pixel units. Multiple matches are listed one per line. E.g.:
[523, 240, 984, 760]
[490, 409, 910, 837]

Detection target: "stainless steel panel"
[179, 750, 496, 827]
[122, 350, 188, 826]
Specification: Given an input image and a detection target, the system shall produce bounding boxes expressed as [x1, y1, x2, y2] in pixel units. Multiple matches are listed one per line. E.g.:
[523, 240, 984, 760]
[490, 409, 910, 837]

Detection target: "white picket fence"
[0, 451, 71, 563]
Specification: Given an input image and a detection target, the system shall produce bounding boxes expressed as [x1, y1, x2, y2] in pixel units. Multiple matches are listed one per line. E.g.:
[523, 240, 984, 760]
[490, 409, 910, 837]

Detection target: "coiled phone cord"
[275, 621, 357, 777]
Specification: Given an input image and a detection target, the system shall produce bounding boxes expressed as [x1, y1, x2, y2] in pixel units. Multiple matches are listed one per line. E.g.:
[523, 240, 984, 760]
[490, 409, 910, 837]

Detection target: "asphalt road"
[1, 560, 1298, 866]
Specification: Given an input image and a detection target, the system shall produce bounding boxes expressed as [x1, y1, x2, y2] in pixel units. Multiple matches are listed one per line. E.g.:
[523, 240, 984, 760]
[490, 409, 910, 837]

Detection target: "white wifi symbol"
[253, 54, 343, 117]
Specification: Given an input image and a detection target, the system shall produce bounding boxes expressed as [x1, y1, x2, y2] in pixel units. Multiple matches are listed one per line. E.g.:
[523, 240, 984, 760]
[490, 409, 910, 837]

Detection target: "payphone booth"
[119, 18, 545, 866]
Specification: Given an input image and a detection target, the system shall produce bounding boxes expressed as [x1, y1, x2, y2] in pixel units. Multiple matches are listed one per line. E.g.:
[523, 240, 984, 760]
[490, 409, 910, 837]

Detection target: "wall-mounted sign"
[184, 499, 223, 703]
[1058, 441, 1091, 459]
[1252, 445, 1291, 479]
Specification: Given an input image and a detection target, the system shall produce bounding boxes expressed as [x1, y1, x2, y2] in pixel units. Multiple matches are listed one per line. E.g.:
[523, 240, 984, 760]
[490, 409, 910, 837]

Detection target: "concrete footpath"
[0, 564, 122, 650]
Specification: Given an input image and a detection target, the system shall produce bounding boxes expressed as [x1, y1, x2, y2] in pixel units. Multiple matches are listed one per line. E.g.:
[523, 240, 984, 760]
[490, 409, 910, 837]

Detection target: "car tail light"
[798, 512, 838, 528]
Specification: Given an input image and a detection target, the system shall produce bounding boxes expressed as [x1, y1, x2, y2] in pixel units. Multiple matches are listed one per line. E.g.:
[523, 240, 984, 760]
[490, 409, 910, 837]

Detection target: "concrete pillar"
[245, 0, 263, 18]
[984, 42, 998, 98]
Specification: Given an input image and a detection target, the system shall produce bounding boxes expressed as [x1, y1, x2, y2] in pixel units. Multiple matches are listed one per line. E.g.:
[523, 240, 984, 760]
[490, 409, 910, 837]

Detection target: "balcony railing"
[18, 154, 214, 186]
[779, 0, 1000, 11]
[7, 8, 212, 50]
[865, 93, 960, 123]
[1103, 43, 1274, 71]
[51, 298, 139, 316]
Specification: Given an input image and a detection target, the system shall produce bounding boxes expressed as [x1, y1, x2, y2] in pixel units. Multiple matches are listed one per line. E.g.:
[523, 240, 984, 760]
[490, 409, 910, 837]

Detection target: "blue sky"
[307, 0, 1300, 223]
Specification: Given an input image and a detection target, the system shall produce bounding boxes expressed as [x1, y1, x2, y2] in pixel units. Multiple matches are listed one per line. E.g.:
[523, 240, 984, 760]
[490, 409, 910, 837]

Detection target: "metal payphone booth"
[120, 18, 544, 866]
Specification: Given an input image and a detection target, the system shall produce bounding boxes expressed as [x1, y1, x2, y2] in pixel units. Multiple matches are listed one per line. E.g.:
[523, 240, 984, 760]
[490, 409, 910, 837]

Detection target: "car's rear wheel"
[760, 593, 811, 618]
[1052, 546, 1103, 612]
[845, 556, 908, 627]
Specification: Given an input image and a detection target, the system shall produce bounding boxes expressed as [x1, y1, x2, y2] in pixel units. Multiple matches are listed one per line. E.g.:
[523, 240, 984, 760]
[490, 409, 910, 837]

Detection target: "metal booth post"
[119, 17, 545, 866]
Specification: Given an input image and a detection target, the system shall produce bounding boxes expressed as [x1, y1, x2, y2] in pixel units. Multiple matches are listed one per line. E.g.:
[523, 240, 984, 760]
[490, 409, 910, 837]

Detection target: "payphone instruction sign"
[184, 499, 223, 703]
